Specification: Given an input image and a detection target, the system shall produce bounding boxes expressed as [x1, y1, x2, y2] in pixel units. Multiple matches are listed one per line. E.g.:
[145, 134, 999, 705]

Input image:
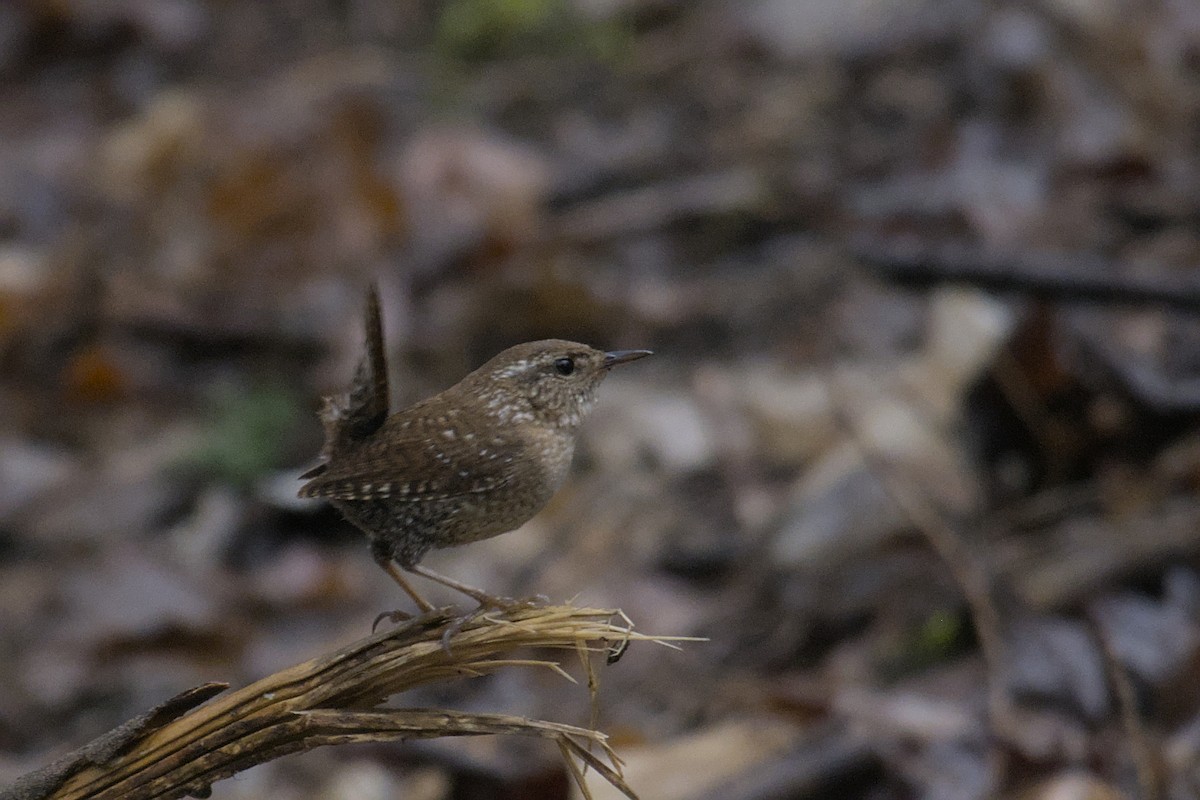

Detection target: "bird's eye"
[554, 357, 575, 376]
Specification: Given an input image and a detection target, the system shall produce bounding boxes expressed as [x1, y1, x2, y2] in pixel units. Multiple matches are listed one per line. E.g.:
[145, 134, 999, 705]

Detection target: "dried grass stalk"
[12, 605, 676, 800]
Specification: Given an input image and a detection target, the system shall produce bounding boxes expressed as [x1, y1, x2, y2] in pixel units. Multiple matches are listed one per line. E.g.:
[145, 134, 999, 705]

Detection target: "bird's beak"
[603, 349, 653, 368]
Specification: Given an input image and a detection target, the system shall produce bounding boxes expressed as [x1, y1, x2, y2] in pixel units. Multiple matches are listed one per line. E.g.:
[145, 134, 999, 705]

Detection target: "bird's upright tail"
[305, 283, 391, 479]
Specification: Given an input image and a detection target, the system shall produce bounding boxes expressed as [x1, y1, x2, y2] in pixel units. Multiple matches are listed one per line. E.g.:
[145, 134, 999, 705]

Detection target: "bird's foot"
[371, 608, 413, 633]
[371, 603, 454, 634]
[405, 565, 548, 614]
[434, 595, 552, 656]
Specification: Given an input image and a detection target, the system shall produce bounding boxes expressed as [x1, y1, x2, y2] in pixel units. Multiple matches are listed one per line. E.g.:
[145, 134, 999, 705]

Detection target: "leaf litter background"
[5, 1, 1200, 798]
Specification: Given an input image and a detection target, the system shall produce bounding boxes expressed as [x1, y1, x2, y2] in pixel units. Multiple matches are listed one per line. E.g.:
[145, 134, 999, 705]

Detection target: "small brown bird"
[299, 287, 651, 612]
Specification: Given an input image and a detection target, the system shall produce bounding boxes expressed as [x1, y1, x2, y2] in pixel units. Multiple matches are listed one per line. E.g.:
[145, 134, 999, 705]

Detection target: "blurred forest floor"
[5, 1, 1200, 798]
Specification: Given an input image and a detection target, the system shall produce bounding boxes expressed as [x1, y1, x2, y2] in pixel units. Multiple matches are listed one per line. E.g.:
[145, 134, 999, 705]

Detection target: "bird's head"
[467, 339, 651, 430]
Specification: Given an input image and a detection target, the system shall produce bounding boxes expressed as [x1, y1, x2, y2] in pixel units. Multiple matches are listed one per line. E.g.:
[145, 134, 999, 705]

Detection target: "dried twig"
[827, 372, 1015, 788]
[6, 605, 686, 800]
[854, 236, 1200, 313]
[1088, 603, 1166, 800]
[997, 498, 1200, 611]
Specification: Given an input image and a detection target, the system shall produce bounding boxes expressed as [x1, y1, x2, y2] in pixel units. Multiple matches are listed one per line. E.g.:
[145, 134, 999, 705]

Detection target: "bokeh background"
[6, 1, 1200, 797]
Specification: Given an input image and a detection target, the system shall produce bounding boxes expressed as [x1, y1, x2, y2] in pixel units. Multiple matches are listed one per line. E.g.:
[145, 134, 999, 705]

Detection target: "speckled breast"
[433, 426, 576, 548]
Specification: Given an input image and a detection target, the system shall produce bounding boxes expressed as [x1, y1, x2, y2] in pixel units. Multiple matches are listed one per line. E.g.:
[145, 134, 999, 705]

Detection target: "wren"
[298, 286, 651, 612]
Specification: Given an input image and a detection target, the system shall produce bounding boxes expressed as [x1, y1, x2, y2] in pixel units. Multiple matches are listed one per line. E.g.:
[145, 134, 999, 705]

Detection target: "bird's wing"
[298, 420, 522, 502]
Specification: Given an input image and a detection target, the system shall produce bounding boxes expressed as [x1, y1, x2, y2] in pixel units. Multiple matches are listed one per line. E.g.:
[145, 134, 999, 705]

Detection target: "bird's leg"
[407, 564, 542, 611]
[382, 561, 437, 613]
[371, 560, 438, 631]
[371, 542, 436, 614]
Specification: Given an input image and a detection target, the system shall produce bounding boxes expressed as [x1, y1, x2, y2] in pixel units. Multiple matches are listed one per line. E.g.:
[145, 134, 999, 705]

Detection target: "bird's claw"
[372, 608, 414, 633]
[434, 595, 549, 655]
[371, 604, 450, 633]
